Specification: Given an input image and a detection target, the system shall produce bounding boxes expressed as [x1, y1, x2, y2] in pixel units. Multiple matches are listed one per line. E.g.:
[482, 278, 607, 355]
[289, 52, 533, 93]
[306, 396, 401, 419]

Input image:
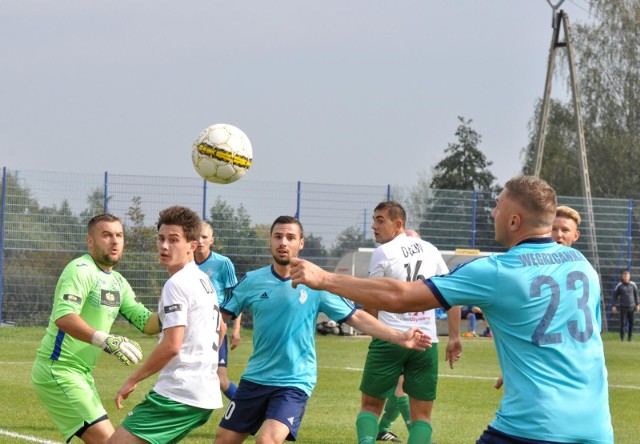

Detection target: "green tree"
[300, 232, 329, 268]
[117, 196, 164, 307]
[522, 0, 640, 198]
[330, 226, 375, 259]
[208, 197, 269, 277]
[79, 187, 112, 223]
[410, 117, 500, 251]
[430, 116, 497, 192]
[521, 99, 582, 195]
[0, 172, 81, 323]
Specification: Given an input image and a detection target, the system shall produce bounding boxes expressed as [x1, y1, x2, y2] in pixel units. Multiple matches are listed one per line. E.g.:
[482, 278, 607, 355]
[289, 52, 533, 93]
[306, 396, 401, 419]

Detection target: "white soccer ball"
[191, 123, 253, 184]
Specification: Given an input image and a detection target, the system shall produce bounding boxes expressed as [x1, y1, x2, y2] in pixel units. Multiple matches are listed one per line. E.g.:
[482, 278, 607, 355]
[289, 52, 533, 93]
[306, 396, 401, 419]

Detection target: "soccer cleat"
[377, 431, 402, 442]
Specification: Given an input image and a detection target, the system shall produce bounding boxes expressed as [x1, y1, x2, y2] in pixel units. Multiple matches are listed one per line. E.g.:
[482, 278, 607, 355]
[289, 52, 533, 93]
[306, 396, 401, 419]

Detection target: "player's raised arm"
[345, 309, 432, 351]
[289, 257, 441, 313]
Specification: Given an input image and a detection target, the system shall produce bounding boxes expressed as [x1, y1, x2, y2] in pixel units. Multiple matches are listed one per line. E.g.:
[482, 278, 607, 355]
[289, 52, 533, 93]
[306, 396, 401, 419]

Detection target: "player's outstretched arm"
[445, 305, 462, 369]
[91, 331, 143, 366]
[345, 310, 432, 351]
[290, 258, 439, 313]
[143, 312, 161, 335]
[55, 313, 143, 365]
[114, 325, 184, 409]
[230, 314, 242, 350]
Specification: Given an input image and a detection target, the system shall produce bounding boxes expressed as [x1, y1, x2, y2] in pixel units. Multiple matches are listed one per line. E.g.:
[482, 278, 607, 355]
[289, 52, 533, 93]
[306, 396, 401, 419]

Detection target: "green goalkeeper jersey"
[36, 253, 151, 372]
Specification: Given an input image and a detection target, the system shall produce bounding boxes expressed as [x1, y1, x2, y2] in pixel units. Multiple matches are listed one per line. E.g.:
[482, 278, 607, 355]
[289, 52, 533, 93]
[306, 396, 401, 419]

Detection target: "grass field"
[1, 325, 637, 443]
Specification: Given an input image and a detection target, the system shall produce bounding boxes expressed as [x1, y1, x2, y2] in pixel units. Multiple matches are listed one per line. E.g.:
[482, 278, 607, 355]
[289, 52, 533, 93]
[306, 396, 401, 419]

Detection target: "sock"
[396, 395, 411, 431]
[223, 381, 237, 400]
[407, 420, 432, 444]
[378, 397, 400, 433]
[469, 313, 476, 333]
[356, 411, 379, 444]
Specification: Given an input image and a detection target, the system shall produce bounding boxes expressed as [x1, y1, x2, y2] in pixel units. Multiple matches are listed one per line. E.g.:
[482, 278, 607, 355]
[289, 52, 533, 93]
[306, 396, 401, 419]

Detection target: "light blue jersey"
[426, 238, 613, 444]
[196, 251, 237, 305]
[221, 265, 356, 397]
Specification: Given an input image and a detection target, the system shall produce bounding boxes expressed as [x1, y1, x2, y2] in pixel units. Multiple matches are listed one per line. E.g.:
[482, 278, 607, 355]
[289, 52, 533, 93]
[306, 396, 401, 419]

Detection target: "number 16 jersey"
[369, 233, 449, 340]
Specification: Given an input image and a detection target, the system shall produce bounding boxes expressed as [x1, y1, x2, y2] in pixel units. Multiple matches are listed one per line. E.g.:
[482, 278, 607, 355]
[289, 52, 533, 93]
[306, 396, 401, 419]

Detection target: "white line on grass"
[0, 429, 62, 444]
[319, 366, 640, 389]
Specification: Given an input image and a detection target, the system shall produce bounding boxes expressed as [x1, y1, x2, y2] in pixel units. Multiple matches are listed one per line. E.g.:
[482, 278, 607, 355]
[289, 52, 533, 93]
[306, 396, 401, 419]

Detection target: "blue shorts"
[476, 426, 563, 444]
[219, 380, 308, 441]
[219, 334, 228, 368]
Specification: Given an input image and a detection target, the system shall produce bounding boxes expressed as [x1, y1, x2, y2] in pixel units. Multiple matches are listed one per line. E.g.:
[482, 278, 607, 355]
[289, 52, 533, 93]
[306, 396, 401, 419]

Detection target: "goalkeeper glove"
[91, 331, 143, 365]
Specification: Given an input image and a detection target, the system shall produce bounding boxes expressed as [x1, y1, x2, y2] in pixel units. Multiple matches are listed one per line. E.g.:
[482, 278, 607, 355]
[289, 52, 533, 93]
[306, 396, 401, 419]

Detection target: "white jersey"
[369, 233, 448, 340]
[154, 261, 223, 410]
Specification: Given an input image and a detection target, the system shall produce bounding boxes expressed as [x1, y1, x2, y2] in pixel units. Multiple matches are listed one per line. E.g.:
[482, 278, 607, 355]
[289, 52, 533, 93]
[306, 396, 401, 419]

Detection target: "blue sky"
[1, 0, 593, 189]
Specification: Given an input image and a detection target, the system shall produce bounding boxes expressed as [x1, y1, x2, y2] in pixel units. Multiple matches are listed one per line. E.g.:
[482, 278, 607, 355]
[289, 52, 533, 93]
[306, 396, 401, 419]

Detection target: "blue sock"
[223, 381, 237, 400]
[469, 313, 476, 333]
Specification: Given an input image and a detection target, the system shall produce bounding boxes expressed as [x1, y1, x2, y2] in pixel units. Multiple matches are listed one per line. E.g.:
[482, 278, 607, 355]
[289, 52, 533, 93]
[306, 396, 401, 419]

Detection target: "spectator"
[611, 270, 639, 342]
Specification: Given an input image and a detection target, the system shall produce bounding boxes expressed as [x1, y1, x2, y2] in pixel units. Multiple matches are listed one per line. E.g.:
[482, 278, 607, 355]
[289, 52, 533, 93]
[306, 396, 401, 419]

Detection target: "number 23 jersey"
[426, 238, 613, 443]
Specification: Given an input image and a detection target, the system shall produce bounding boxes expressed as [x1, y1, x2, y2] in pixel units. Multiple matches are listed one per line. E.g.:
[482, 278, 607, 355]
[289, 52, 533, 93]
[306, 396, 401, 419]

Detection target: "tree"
[522, 0, 640, 198]
[208, 197, 270, 277]
[409, 117, 500, 251]
[430, 116, 497, 192]
[330, 226, 375, 259]
[118, 196, 164, 307]
[300, 232, 329, 268]
[521, 99, 582, 195]
[79, 187, 112, 223]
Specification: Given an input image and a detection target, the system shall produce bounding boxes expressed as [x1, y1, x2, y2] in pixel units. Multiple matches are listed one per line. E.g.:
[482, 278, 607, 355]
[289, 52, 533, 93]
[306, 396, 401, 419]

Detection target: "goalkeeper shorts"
[31, 357, 107, 442]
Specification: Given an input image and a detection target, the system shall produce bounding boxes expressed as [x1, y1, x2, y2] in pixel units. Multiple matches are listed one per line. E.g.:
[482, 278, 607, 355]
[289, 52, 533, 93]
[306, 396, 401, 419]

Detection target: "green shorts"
[31, 358, 107, 442]
[359, 339, 438, 401]
[121, 391, 213, 444]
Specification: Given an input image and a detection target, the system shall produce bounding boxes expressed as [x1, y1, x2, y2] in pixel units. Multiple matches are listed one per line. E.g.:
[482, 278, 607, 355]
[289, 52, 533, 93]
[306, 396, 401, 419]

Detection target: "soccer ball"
[191, 123, 253, 184]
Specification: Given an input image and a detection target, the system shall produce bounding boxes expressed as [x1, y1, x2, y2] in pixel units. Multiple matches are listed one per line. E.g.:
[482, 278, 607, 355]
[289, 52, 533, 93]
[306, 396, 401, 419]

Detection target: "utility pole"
[533, 1, 607, 330]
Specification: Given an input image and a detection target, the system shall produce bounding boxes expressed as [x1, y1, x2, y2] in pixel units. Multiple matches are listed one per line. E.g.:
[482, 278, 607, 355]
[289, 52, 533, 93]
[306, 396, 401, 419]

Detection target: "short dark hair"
[270, 215, 304, 238]
[374, 201, 406, 225]
[157, 206, 201, 242]
[87, 213, 121, 233]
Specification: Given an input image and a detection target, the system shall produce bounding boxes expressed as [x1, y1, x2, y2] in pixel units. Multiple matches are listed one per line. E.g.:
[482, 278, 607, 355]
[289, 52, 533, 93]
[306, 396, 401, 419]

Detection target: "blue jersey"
[426, 238, 613, 444]
[196, 251, 237, 305]
[221, 265, 356, 396]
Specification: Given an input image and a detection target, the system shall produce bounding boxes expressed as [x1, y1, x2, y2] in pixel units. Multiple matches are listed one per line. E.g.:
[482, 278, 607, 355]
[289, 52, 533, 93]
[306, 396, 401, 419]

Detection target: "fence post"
[0, 167, 6, 323]
[363, 208, 368, 240]
[104, 171, 109, 213]
[295, 181, 301, 220]
[202, 179, 208, 220]
[471, 190, 478, 249]
[386, 184, 391, 201]
[627, 199, 633, 271]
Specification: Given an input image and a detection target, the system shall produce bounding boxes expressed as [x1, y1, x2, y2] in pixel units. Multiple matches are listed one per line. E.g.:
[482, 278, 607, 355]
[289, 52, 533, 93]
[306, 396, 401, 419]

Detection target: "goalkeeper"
[31, 213, 160, 444]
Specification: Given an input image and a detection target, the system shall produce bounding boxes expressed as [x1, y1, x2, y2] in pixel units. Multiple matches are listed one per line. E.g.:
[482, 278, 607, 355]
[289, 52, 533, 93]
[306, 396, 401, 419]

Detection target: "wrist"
[91, 330, 109, 347]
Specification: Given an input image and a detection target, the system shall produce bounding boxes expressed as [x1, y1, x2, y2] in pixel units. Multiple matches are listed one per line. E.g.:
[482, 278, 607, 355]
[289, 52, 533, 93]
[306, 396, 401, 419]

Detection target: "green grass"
[1, 326, 637, 443]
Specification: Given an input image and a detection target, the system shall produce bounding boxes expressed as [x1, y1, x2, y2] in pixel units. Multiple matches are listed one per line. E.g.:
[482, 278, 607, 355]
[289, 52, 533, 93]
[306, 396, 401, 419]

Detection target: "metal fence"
[1, 167, 639, 332]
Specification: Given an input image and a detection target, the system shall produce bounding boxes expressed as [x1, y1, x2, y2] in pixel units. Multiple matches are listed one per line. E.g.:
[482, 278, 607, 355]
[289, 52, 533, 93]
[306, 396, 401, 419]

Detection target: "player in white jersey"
[290, 176, 613, 444]
[107, 206, 223, 444]
[357, 201, 461, 444]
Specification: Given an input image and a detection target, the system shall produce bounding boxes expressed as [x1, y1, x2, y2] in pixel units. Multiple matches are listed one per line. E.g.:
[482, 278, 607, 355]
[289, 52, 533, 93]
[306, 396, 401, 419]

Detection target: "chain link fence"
[2, 167, 639, 332]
